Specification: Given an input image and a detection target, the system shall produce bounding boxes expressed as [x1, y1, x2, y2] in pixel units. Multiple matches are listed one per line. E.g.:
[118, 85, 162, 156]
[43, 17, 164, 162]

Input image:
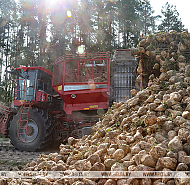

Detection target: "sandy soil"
[0, 138, 59, 171]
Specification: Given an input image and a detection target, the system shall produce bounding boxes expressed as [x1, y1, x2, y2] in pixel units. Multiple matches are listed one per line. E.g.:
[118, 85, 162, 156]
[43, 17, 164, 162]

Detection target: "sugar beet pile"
[2, 31, 190, 185]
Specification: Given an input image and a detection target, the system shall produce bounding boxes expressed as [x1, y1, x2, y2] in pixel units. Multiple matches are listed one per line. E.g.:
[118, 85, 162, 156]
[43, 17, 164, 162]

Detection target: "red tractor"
[0, 50, 136, 151]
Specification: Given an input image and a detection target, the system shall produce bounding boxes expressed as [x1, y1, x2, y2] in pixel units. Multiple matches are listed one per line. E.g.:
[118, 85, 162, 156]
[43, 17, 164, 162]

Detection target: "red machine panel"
[53, 53, 111, 114]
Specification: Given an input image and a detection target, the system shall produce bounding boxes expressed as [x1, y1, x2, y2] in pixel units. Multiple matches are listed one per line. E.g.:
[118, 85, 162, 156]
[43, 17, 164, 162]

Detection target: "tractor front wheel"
[9, 108, 53, 151]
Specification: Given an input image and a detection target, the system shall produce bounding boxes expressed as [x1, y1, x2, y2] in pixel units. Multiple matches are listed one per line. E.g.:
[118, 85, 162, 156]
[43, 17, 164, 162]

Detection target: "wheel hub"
[26, 126, 34, 136]
[18, 119, 39, 143]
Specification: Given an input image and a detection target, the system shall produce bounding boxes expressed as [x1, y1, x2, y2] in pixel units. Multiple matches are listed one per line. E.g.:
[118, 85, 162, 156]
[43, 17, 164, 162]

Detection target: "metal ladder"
[17, 102, 31, 141]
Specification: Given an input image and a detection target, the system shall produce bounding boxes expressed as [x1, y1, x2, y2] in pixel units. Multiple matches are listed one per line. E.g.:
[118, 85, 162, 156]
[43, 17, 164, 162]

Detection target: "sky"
[149, 0, 190, 31]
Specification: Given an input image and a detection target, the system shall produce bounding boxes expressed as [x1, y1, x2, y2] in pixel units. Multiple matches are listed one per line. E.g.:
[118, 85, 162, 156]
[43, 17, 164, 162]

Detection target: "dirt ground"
[0, 138, 60, 171]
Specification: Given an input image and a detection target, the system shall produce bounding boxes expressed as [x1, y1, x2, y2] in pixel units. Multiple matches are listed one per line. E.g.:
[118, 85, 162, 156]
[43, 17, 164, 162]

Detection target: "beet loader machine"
[0, 50, 136, 151]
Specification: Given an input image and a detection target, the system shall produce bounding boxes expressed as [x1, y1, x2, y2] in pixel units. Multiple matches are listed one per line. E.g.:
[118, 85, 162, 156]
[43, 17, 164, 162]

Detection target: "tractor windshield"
[15, 70, 37, 101]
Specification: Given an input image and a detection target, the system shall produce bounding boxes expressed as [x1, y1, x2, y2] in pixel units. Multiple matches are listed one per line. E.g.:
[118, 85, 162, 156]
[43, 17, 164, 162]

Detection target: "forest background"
[0, 0, 186, 102]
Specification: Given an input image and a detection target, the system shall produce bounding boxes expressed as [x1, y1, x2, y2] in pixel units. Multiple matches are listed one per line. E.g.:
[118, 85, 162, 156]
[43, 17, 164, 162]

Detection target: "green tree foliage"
[0, 0, 186, 78]
[138, 0, 161, 35]
[90, 0, 118, 51]
[158, 2, 184, 32]
[0, 0, 187, 104]
[0, 0, 17, 103]
[116, 0, 140, 48]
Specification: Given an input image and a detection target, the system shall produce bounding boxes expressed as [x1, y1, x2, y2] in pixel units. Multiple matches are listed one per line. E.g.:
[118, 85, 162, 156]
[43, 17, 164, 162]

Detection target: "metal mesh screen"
[111, 50, 136, 102]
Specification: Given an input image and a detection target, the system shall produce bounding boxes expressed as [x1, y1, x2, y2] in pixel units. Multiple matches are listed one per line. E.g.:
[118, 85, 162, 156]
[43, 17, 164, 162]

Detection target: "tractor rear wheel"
[9, 108, 53, 151]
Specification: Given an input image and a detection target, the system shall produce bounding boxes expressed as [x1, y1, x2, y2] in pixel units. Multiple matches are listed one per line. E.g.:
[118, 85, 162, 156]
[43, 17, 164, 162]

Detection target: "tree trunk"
[123, 23, 126, 47]
[39, 15, 47, 66]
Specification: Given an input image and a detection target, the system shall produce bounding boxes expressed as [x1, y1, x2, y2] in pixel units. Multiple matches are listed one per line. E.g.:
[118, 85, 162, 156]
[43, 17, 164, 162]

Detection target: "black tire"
[9, 108, 53, 152]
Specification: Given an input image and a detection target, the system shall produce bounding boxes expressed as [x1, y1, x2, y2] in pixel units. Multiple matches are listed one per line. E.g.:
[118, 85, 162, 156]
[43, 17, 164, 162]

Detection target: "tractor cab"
[12, 66, 55, 107]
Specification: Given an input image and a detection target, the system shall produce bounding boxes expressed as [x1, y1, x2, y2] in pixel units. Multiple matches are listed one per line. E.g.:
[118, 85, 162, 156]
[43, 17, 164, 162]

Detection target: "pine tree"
[138, 0, 160, 35]
[158, 2, 184, 32]
[0, 0, 17, 103]
[116, 0, 141, 48]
